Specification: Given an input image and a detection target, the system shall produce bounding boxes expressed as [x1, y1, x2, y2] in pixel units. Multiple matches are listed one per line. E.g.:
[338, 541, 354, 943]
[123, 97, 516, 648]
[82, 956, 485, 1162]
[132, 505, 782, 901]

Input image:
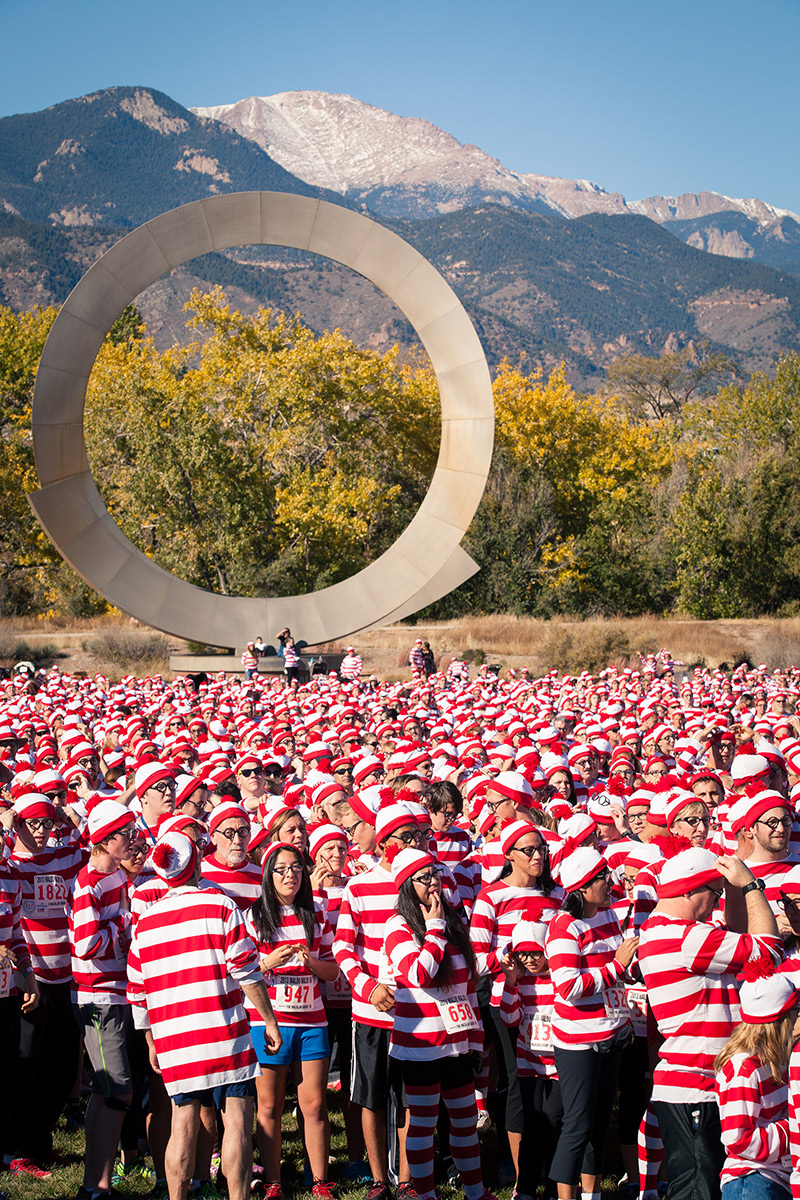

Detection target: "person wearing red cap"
[384, 846, 495, 1200]
[730, 792, 799, 916]
[68, 800, 137, 1200]
[134, 763, 177, 847]
[235, 754, 268, 816]
[333, 805, 422, 1200]
[638, 849, 783, 1200]
[544, 848, 639, 1200]
[715, 968, 798, 1200]
[244, 841, 338, 1200]
[128, 831, 281, 1200]
[470, 821, 562, 1184]
[0, 834, 40, 1182]
[6, 792, 87, 1175]
[498, 921, 560, 1200]
[201, 803, 261, 911]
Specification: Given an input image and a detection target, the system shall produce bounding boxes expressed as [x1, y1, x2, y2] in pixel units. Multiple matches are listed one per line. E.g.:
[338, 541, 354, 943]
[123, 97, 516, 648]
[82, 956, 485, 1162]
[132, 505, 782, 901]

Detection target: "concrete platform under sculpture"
[29, 192, 494, 652]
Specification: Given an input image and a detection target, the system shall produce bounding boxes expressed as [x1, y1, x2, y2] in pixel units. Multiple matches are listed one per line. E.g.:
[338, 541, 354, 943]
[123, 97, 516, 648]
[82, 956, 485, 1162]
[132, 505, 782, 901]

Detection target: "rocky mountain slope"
[2, 85, 800, 383]
[193, 91, 800, 275]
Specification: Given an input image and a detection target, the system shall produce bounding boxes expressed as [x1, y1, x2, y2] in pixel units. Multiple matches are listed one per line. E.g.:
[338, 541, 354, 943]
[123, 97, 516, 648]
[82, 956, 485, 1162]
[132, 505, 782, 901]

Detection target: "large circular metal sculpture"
[29, 192, 494, 649]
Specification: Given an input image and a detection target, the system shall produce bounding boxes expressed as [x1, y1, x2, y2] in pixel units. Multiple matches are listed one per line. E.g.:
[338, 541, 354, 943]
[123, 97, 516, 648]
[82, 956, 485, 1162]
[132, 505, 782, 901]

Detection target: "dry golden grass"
[5, 613, 800, 678]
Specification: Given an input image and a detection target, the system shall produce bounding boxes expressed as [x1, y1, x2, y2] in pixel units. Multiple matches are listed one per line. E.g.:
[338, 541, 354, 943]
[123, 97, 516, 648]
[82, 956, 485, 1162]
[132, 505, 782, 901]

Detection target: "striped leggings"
[404, 1078, 484, 1200]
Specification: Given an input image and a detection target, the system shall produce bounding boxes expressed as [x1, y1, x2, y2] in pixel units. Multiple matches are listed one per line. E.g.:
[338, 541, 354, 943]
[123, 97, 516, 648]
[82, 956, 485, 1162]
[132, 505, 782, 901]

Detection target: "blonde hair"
[715, 1011, 795, 1083]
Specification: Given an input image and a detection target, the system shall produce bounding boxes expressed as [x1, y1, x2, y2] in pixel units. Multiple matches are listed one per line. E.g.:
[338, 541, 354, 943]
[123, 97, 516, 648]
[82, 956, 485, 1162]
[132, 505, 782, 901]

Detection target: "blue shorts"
[252, 1023, 330, 1067]
[172, 1078, 257, 1108]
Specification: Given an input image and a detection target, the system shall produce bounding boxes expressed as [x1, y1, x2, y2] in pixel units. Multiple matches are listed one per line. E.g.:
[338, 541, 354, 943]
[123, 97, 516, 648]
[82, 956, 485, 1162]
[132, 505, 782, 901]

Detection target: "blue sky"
[3, 0, 799, 212]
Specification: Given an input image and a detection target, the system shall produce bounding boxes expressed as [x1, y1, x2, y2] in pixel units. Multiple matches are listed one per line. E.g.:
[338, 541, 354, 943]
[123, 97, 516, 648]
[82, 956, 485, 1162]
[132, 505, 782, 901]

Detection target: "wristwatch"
[741, 878, 766, 896]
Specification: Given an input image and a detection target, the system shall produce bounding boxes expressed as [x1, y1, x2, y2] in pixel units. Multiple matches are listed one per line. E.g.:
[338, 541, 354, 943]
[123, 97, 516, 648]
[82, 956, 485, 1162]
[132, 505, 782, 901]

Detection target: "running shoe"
[365, 1183, 393, 1200]
[261, 1184, 284, 1200]
[113, 1157, 155, 1185]
[64, 1100, 86, 1130]
[396, 1184, 418, 1200]
[312, 1183, 335, 1200]
[8, 1157, 53, 1179]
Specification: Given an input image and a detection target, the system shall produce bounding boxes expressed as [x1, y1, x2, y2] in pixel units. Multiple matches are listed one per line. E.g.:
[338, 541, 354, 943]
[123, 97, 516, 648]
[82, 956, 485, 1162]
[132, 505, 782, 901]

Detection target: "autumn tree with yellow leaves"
[2, 286, 800, 623]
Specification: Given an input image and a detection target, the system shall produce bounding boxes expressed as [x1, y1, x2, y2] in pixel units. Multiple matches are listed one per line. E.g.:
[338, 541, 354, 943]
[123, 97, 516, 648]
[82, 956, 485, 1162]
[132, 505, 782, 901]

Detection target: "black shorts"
[350, 1022, 404, 1112]
[396, 1053, 474, 1092]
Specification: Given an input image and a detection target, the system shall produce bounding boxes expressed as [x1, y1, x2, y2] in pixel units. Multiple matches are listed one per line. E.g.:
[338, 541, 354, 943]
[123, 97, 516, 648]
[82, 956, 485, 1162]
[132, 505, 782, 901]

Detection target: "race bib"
[437, 991, 481, 1035]
[521, 1007, 554, 1053]
[326, 970, 351, 1000]
[30, 874, 68, 918]
[604, 985, 630, 1019]
[0, 961, 11, 998]
[272, 973, 315, 1013]
[627, 986, 647, 1037]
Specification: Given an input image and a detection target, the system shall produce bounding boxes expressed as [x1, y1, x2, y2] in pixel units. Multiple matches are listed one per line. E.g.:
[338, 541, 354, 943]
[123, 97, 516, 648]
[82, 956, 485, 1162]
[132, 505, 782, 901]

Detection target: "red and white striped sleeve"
[716, 1053, 790, 1188]
[386, 916, 447, 990]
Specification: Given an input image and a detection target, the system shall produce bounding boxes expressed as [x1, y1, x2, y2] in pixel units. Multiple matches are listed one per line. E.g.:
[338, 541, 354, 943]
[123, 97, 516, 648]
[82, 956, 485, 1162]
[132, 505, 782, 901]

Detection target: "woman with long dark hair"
[246, 842, 339, 1200]
[385, 846, 496, 1200]
[470, 819, 563, 1184]
[544, 847, 639, 1200]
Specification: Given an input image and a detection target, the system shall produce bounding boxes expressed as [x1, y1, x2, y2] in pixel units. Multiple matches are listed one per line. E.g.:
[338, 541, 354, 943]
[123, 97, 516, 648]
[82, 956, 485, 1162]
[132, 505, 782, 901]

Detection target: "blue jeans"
[722, 1176, 791, 1200]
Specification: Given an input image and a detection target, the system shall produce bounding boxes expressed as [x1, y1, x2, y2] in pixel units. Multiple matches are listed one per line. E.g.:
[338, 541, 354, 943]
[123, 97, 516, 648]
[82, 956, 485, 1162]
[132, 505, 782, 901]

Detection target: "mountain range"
[1, 85, 799, 381]
[194, 91, 800, 276]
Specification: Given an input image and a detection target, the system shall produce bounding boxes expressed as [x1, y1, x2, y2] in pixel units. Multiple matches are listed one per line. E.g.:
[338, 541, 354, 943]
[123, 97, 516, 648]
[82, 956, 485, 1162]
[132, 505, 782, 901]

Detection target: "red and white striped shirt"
[245, 899, 334, 1027]
[332, 863, 398, 1029]
[200, 854, 261, 912]
[499, 972, 557, 1079]
[0, 866, 30, 998]
[68, 864, 131, 1004]
[545, 907, 630, 1048]
[470, 880, 562, 1003]
[431, 828, 473, 871]
[127, 885, 261, 1097]
[385, 913, 482, 1060]
[716, 1052, 790, 1190]
[10, 837, 87, 983]
[314, 880, 351, 1007]
[638, 913, 782, 1103]
[745, 856, 800, 917]
[787, 1043, 800, 1199]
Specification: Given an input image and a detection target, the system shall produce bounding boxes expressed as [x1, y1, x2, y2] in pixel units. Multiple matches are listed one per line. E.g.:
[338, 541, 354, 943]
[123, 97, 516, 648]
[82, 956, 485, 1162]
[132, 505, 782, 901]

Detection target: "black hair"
[499, 833, 556, 895]
[212, 779, 242, 802]
[426, 779, 463, 816]
[395, 876, 475, 989]
[253, 843, 315, 947]
[563, 889, 585, 919]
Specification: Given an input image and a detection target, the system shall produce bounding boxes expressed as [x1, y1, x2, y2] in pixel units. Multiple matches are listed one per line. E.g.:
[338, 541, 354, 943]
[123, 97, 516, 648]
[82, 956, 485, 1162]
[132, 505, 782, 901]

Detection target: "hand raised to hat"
[716, 855, 754, 889]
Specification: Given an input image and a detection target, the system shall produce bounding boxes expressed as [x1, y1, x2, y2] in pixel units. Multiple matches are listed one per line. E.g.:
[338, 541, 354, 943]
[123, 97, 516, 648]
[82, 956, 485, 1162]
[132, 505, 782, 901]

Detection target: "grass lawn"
[1, 1088, 537, 1200]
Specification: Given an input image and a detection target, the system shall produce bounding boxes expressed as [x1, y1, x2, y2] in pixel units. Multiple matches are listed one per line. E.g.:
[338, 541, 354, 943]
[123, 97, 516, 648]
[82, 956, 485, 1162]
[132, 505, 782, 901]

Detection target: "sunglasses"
[239, 767, 264, 778]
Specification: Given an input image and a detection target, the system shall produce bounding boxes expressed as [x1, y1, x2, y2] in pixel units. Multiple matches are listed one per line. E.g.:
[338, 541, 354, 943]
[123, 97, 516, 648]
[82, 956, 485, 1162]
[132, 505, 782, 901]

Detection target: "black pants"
[550, 1044, 623, 1186]
[484, 1003, 523, 1138]
[653, 1099, 725, 1200]
[13, 980, 81, 1159]
[618, 1035, 651, 1144]
[518, 1074, 563, 1195]
[0, 996, 21, 1161]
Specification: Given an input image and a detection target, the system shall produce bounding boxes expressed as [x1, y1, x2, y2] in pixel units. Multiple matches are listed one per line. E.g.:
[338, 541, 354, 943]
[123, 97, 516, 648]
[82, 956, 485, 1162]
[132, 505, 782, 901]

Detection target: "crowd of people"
[3, 648, 800, 1200]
